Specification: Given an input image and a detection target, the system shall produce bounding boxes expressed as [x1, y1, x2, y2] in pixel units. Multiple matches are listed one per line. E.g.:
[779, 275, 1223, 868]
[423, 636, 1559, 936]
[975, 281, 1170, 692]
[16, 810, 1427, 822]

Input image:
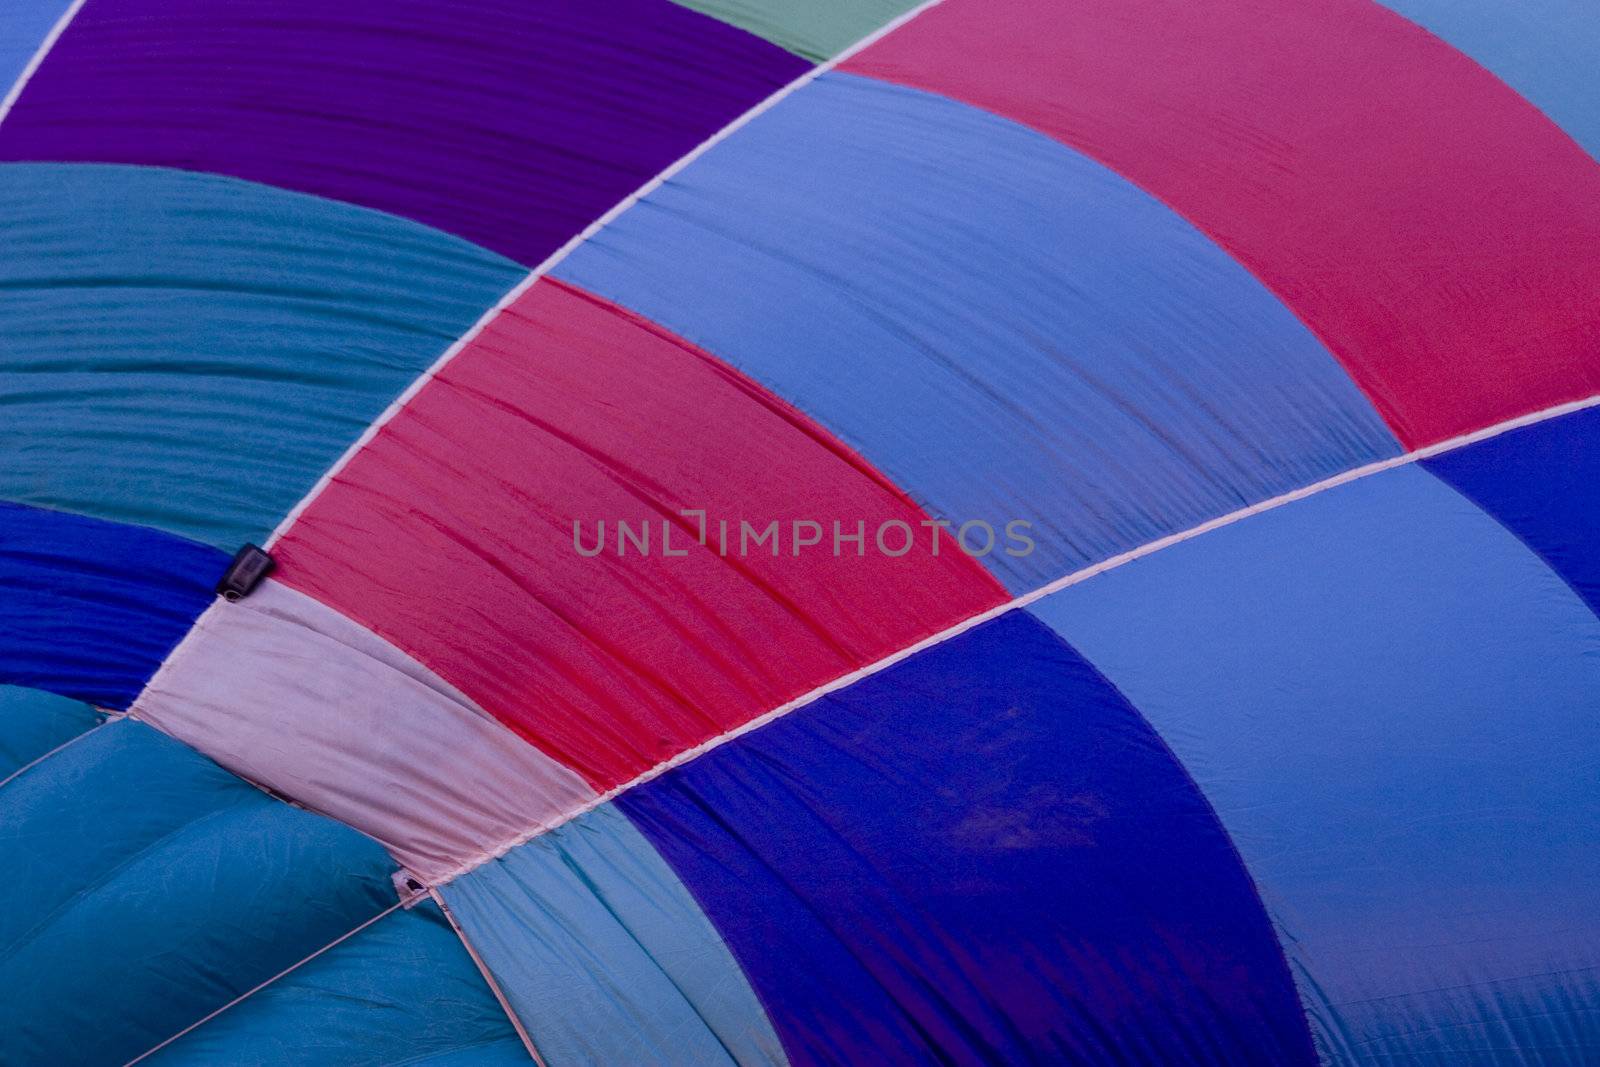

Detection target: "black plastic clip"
[216, 543, 276, 601]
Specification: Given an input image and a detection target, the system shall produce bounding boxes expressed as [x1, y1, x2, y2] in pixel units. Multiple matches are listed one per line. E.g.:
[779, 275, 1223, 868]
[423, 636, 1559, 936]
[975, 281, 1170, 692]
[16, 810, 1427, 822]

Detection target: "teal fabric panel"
[444, 804, 787, 1067]
[0, 683, 100, 778]
[1030, 464, 1600, 1065]
[667, 0, 919, 60]
[0, 0, 71, 99]
[146, 900, 530, 1067]
[0, 718, 396, 1065]
[0, 163, 524, 548]
[1376, 0, 1600, 161]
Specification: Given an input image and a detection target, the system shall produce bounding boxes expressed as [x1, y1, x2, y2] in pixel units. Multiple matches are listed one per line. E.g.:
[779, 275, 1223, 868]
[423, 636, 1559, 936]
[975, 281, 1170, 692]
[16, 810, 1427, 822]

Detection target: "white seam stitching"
[423, 392, 1600, 887]
[262, 0, 949, 549]
[0, 0, 89, 129]
[114, 0, 950, 888]
[102, 12, 954, 1058]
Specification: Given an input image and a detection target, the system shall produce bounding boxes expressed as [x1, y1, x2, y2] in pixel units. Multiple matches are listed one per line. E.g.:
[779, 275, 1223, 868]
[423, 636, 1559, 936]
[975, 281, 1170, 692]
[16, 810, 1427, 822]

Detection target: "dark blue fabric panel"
[556, 72, 1400, 592]
[1031, 463, 1600, 1066]
[619, 610, 1313, 1067]
[145, 900, 529, 1067]
[0, 500, 224, 707]
[0, 719, 394, 1065]
[0, 683, 101, 778]
[1423, 405, 1600, 618]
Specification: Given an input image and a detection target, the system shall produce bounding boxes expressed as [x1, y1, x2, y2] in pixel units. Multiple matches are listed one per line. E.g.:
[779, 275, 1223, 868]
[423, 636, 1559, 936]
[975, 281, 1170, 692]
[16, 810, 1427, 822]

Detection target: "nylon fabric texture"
[2, 1, 1598, 1064]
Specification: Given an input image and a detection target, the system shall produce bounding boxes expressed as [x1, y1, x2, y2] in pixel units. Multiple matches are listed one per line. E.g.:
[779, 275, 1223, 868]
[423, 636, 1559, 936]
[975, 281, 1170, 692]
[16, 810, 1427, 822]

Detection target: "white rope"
[264, 0, 950, 548]
[108, 9, 954, 1061]
[430, 888, 548, 1066]
[123, 899, 409, 1066]
[424, 391, 1600, 887]
[0, 0, 88, 129]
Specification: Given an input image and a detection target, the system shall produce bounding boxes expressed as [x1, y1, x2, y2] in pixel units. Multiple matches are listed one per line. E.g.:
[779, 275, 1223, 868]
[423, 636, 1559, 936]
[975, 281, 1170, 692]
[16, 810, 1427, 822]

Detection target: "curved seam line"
[834, 68, 1427, 445]
[1421, 468, 1600, 626]
[0, 797, 256, 971]
[1033, 619, 1319, 1061]
[0, 709, 113, 791]
[1372, 3, 1600, 169]
[101, 9, 956, 1061]
[127, 584, 597, 879]
[425, 391, 1600, 888]
[0, 0, 88, 128]
[115, 0, 953, 873]
[260, 0, 951, 549]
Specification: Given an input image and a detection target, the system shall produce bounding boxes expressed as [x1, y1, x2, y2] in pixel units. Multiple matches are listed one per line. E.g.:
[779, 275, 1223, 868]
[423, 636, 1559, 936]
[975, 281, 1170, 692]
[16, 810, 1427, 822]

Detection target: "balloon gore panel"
[0, 719, 395, 1065]
[444, 804, 788, 1067]
[0, 684, 101, 778]
[556, 72, 1402, 593]
[845, 0, 1600, 446]
[140, 900, 530, 1067]
[0, 0, 808, 265]
[619, 611, 1315, 1066]
[1031, 455, 1600, 1065]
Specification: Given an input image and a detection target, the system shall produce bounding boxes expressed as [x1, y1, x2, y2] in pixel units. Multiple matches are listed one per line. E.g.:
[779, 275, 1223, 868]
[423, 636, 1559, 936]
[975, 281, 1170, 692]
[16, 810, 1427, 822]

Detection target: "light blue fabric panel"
[0, 718, 396, 1065]
[1030, 464, 1600, 1066]
[145, 900, 530, 1067]
[0, 163, 524, 548]
[1377, 0, 1600, 161]
[0, 684, 100, 778]
[0, 0, 70, 98]
[555, 72, 1400, 592]
[444, 803, 787, 1067]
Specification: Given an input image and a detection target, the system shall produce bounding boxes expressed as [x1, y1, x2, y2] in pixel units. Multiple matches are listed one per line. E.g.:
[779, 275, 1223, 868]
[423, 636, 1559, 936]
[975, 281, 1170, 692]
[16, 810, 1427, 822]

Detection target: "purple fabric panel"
[0, 0, 807, 265]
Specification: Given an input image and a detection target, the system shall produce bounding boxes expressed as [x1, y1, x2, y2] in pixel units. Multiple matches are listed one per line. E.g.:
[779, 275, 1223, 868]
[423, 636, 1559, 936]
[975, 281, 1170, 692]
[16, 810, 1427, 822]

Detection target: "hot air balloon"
[1, 0, 1597, 1064]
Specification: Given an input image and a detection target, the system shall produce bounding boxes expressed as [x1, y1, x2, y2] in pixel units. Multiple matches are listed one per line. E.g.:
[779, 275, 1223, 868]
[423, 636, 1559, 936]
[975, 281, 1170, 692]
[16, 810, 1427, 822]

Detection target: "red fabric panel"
[276, 280, 1006, 790]
[845, 0, 1600, 447]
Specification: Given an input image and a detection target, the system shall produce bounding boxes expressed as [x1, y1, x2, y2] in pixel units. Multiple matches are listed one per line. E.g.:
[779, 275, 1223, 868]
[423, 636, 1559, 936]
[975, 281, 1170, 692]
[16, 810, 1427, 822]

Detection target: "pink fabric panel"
[134, 579, 596, 883]
[846, 0, 1600, 446]
[276, 280, 1007, 790]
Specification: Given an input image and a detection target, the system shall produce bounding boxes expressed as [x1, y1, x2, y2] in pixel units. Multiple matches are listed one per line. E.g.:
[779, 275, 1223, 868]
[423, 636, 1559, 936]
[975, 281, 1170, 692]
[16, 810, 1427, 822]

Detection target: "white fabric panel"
[133, 580, 596, 883]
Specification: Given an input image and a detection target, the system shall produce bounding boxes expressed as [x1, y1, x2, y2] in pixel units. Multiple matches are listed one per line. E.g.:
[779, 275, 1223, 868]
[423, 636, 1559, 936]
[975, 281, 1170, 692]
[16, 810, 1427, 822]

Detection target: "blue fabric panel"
[0, 500, 224, 708]
[1423, 405, 1600, 618]
[445, 804, 788, 1067]
[0, 0, 70, 98]
[0, 684, 101, 778]
[0, 163, 524, 548]
[1376, 0, 1600, 162]
[1030, 463, 1600, 1066]
[0, 719, 395, 1065]
[145, 900, 529, 1067]
[555, 72, 1400, 592]
[619, 610, 1314, 1066]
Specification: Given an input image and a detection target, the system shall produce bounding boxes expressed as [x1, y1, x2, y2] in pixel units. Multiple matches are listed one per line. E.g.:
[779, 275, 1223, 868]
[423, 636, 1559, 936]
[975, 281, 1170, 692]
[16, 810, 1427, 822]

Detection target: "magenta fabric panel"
[275, 279, 1006, 792]
[845, 0, 1600, 447]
